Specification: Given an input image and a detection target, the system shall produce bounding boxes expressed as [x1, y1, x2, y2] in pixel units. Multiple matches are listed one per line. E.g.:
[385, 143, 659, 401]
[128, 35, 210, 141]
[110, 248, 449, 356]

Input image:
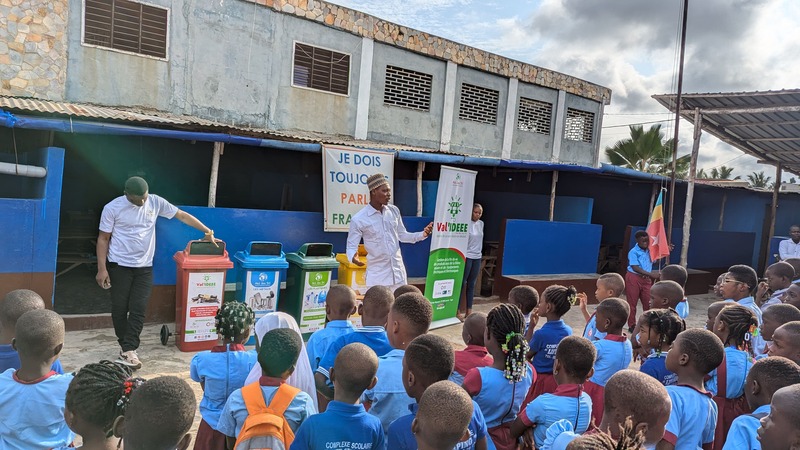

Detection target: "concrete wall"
[510, 82, 559, 161]
[450, 66, 508, 157]
[559, 93, 602, 165]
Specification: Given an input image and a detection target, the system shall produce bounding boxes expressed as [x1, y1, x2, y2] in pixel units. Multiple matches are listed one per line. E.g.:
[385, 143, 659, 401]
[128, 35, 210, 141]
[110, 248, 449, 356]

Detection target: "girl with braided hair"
[59, 360, 145, 450]
[708, 303, 758, 450]
[190, 301, 256, 450]
[463, 303, 534, 450]
[636, 308, 685, 386]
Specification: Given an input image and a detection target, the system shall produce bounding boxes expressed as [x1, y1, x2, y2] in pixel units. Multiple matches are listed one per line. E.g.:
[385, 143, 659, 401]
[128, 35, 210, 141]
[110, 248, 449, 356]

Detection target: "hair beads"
[501, 332, 529, 383]
[488, 304, 529, 383]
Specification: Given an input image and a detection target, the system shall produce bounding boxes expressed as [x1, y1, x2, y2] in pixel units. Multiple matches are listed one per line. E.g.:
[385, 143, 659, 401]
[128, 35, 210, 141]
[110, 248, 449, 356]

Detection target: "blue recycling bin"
[233, 242, 289, 345]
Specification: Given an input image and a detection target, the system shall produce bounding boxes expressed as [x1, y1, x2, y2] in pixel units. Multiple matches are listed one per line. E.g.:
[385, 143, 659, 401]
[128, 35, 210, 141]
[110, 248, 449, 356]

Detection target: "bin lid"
[286, 243, 339, 269]
[173, 240, 234, 269]
[233, 242, 289, 269]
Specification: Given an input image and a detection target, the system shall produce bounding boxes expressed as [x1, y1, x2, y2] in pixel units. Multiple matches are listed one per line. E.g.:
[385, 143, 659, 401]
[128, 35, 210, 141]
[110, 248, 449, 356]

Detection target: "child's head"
[744, 356, 800, 411]
[461, 312, 488, 347]
[758, 384, 800, 450]
[360, 285, 394, 326]
[0, 289, 45, 335]
[706, 301, 728, 331]
[486, 303, 528, 382]
[596, 273, 625, 301]
[554, 336, 596, 384]
[594, 297, 630, 334]
[659, 264, 688, 288]
[387, 292, 433, 349]
[766, 262, 795, 291]
[325, 285, 357, 321]
[783, 258, 800, 281]
[634, 230, 649, 249]
[508, 285, 539, 315]
[636, 308, 685, 355]
[667, 328, 724, 376]
[768, 321, 800, 364]
[721, 265, 758, 300]
[214, 301, 255, 344]
[330, 343, 378, 400]
[541, 284, 577, 319]
[258, 328, 302, 378]
[412, 380, 473, 450]
[601, 369, 671, 446]
[781, 283, 800, 309]
[116, 376, 196, 450]
[713, 304, 759, 355]
[714, 273, 726, 298]
[66, 361, 145, 442]
[566, 422, 646, 450]
[12, 309, 64, 364]
[394, 284, 422, 298]
[762, 304, 800, 341]
[649, 280, 684, 309]
[402, 334, 455, 400]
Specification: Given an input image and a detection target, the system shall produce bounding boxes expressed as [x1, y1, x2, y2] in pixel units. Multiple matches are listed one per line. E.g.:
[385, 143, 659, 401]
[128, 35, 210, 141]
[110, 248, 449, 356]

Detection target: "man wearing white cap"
[346, 173, 433, 291]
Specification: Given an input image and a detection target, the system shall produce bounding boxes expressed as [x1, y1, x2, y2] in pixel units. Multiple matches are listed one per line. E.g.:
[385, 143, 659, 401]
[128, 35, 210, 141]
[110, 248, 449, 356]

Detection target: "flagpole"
[666, 0, 689, 246]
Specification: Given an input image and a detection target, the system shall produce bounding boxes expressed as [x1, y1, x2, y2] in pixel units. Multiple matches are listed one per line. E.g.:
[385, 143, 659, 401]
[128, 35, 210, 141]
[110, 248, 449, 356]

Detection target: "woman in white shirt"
[459, 203, 484, 320]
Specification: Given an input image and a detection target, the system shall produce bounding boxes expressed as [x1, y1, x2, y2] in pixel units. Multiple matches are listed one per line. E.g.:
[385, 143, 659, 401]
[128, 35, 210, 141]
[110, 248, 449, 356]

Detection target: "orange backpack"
[233, 382, 301, 450]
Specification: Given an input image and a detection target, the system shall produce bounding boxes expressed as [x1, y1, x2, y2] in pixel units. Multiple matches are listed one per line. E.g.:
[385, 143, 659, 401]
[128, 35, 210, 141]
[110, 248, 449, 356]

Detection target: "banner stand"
[430, 317, 463, 331]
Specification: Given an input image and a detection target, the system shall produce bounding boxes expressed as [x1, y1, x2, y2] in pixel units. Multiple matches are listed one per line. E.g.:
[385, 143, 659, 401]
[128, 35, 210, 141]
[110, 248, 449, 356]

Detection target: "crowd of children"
[8, 253, 800, 450]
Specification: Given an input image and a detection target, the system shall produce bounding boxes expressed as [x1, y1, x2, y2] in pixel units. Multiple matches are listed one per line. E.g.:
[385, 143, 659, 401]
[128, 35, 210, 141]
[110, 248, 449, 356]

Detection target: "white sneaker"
[116, 350, 142, 370]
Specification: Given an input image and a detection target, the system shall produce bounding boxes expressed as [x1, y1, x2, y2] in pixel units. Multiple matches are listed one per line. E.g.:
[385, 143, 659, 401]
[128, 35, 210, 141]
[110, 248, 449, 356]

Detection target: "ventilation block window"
[292, 42, 351, 96]
[383, 66, 433, 111]
[517, 97, 553, 134]
[458, 83, 499, 125]
[83, 0, 169, 59]
[564, 108, 595, 142]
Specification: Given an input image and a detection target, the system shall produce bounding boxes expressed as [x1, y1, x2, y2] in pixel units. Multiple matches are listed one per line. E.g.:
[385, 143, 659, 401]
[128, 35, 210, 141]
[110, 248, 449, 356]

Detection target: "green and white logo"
[447, 196, 462, 220]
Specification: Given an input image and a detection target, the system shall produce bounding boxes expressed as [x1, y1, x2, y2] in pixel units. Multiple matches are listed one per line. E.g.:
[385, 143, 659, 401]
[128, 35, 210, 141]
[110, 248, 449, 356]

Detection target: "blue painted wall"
[501, 220, 602, 275]
[628, 226, 755, 270]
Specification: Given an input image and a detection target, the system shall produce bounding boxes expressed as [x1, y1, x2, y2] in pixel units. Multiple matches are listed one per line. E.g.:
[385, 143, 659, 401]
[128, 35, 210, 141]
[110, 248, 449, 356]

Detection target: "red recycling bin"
[173, 240, 233, 352]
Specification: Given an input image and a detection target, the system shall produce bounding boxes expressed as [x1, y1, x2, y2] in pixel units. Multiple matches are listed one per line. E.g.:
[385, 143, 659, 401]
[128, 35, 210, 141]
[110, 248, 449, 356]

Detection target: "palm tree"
[696, 168, 708, 178]
[747, 171, 772, 188]
[604, 124, 691, 177]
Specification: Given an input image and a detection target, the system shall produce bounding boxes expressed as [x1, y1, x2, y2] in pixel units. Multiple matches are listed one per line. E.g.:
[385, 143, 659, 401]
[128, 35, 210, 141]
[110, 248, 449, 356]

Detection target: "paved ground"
[60, 292, 718, 446]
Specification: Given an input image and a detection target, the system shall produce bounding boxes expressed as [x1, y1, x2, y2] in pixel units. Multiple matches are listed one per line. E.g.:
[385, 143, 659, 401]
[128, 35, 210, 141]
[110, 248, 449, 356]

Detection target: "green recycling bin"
[279, 243, 339, 339]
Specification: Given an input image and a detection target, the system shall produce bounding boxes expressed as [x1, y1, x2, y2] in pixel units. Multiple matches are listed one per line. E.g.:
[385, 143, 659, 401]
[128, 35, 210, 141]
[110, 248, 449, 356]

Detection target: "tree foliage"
[604, 124, 690, 177]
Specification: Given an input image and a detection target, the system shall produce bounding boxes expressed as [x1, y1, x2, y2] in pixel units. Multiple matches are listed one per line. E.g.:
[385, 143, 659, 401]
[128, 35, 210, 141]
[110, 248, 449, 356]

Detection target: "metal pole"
[416, 161, 425, 217]
[208, 142, 224, 207]
[680, 108, 701, 266]
[549, 171, 559, 221]
[766, 163, 783, 268]
[718, 192, 727, 231]
[667, 0, 690, 244]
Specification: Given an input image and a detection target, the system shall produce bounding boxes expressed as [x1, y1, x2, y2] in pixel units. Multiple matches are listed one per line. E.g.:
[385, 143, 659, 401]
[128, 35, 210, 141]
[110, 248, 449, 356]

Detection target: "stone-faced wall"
[0, 0, 68, 100]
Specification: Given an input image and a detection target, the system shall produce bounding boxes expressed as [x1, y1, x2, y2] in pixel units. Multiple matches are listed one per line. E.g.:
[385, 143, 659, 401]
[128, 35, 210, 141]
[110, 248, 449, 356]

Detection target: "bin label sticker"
[185, 272, 225, 342]
[299, 271, 331, 334]
[245, 270, 280, 321]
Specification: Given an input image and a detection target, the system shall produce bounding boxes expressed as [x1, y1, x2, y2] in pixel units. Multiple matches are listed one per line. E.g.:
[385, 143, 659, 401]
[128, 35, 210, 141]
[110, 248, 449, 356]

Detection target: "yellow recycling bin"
[336, 244, 368, 328]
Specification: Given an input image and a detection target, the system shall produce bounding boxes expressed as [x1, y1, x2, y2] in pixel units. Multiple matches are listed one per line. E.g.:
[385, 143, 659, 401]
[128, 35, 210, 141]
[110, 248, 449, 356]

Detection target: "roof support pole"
[549, 170, 559, 221]
[680, 108, 702, 266]
[208, 142, 224, 207]
[718, 192, 727, 231]
[765, 163, 782, 269]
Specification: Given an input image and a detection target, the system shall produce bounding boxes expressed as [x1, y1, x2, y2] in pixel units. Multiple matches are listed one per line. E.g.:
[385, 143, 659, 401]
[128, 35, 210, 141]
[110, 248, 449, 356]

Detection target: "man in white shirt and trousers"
[346, 173, 433, 292]
[779, 225, 800, 260]
[95, 176, 217, 370]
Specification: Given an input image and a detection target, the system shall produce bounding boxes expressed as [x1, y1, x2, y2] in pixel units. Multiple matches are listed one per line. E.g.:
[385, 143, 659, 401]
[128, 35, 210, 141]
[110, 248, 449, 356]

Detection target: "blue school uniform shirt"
[663, 385, 717, 450]
[290, 400, 385, 450]
[530, 320, 572, 374]
[216, 377, 317, 438]
[361, 349, 413, 433]
[387, 400, 491, 450]
[463, 365, 535, 428]
[640, 352, 678, 386]
[627, 245, 652, 273]
[0, 344, 63, 374]
[317, 326, 393, 379]
[190, 344, 258, 429]
[306, 320, 355, 372]
[518, 384, 592, 449]
[0, 369, 75, 449]
[725, 297, 763, 324]
[721, 404, 769, 450]
[676, 298, 690, 320]
[706, 346, 752, 398]
[582, 313, 607, 342]
[589, 335, 633, 387]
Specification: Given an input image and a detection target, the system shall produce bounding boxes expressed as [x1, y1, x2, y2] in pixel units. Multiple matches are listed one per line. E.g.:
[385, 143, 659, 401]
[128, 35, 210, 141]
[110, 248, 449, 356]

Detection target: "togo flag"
[424, 166, 477, 328]
[646, 191, 671, 262]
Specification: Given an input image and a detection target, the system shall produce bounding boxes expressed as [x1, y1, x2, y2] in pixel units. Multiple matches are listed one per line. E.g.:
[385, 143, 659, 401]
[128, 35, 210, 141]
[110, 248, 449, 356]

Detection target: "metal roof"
[652, 89, 800, 176]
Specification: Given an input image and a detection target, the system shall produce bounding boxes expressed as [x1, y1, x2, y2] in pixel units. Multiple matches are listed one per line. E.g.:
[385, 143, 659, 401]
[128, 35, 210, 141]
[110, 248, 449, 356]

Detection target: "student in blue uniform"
[720, 265, 763, 324]
[578, 273, 625, 342]
[526, 285, 575, 400]
[757, 383, 800, 450]
[388, 334, 490, 450]
[584, 298, 632, 426]
[306, 285, 356, 373]
[362, 292, 433, 433]
[511, 336, 594, 449]
[756, 261, 795, 312]
[413, 381, 475, 450]
[632, 281, 685, 361]
[659, 328, 724, 450]
[636, 308, 685, 386]
[768, 321, 800, 364]
[706, 301, 728, 332]
[0, 309, 74, 448]
[757, 304, 800, 358]
[291, 343, 384, 450]
[508, 285, 539, 342]
[625, 230, 660, 330]
[723, 356, 800, 450]
[660, 265, 690, 319]
[0, 289, 64, 374]
[780, 282, 800, 309]
[316, 285, 394, 399]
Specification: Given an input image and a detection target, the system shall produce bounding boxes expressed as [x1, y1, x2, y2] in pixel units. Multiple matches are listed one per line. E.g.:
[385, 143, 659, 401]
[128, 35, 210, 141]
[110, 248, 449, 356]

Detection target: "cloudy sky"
[330, 0, 800, 180]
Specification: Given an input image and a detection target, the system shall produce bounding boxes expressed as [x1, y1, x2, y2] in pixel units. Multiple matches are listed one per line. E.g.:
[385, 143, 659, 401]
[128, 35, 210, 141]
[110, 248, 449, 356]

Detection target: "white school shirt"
[346, 204, 426, 288]
[99, 194, 178, 267]
[779, 239, 800, 260]
[466, 219, 484, 260]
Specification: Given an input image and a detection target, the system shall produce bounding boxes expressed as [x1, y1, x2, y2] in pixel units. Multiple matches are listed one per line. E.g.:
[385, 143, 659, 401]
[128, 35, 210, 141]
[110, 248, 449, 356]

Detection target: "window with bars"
[292, 42, 351, 96]
[83, 0, 169, 59]
[517, 97, 552, 134]
[565, 108, 595, 142]
[458, 83, 499, 125]
[383, 66, 433, 111]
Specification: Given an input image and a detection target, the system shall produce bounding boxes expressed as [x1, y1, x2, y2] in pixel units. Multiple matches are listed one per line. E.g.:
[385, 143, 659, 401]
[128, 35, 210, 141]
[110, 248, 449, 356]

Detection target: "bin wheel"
[160, 325, 172, 346]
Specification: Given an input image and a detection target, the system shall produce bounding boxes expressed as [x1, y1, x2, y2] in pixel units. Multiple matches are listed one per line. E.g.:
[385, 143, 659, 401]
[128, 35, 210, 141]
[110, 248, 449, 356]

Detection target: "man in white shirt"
[346, 173, 433, 291]
[779, 225, 800, 260]
[95, 177, 216, 370]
